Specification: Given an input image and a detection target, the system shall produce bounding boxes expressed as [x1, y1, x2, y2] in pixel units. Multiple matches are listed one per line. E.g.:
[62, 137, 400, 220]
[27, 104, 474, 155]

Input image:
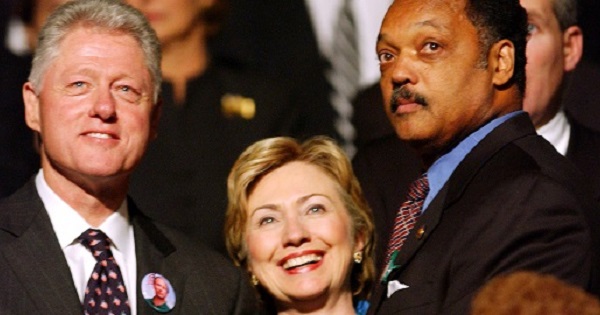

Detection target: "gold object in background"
[221, 94, 256, 119]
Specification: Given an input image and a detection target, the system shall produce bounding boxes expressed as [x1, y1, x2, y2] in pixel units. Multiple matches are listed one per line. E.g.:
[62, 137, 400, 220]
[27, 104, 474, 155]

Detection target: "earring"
[353, 251, 363, 264]
[251, 274, 259, 286]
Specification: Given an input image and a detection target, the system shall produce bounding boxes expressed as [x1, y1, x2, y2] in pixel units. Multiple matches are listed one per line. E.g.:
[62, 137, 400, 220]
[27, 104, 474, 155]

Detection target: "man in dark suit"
[521, 0, 600, 203]
[354, 0, 600, 275]
[0, 0, 257, 314]
[360, 0, 598, 314]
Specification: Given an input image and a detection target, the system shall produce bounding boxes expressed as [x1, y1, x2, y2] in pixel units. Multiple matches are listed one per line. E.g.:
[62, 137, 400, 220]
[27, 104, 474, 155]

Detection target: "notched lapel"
[391, 186, 448, 277]
[131, 200, 182, 315]
[0, 185, 82, 314]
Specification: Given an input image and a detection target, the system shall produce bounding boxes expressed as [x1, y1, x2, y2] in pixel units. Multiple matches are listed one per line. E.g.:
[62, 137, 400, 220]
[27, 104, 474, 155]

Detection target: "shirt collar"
[423, 111, 522, 211]
[536, 109, 570, 156]
[35, 170, 131, 254]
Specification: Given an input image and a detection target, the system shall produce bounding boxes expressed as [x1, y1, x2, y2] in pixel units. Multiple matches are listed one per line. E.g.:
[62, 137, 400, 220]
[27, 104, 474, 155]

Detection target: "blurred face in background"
[520, 0, 582, 128]
[127, 0, 214, 44]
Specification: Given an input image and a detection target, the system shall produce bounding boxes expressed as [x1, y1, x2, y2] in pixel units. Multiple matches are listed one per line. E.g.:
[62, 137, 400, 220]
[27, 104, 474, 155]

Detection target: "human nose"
[89, 87, 117, 122]
[390, 53, 417, 86]
[282, 215, 310, 247]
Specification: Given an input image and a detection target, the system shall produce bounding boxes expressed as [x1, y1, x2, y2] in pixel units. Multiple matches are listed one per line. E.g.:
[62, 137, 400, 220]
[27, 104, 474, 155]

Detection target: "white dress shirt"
[537, 109, 571, 156]
[35, 170, 138, 315]
[304, 0, 393, 88]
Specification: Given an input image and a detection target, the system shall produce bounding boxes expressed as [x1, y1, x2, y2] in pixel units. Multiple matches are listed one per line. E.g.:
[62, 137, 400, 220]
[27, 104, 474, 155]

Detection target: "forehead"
[520, 0, 555, 18]
[381, 0, 471, 33]
[51, 26, 148, 73]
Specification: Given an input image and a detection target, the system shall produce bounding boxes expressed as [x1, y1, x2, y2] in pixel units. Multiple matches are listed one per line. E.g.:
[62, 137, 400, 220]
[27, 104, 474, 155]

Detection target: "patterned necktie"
[384, 173, 430, 266]
[78, 229, 131, 315]
[329, 0, 360, 156]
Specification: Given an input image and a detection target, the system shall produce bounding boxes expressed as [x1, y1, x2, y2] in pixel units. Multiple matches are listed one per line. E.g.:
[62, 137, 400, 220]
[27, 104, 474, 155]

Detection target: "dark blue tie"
[78, 229, 131, 315]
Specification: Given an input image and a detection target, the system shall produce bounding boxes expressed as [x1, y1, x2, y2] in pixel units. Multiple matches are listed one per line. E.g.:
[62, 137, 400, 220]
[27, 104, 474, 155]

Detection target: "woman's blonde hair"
[225, 136, 375, 297]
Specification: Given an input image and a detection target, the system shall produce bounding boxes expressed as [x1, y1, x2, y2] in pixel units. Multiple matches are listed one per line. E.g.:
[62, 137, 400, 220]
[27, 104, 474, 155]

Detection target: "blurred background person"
[521, 0, 600, 203]
[0, 0, 67, 197]
[211, 0, 393, 155]
[471, 271, 600, 315]
[126, 0, 335, 255]
[225, 136, 375, 314]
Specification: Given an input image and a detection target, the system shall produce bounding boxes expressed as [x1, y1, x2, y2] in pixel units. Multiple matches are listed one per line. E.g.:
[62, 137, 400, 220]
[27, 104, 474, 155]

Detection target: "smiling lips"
[84, 132, 117, 140]
[278, 251, 325, 274]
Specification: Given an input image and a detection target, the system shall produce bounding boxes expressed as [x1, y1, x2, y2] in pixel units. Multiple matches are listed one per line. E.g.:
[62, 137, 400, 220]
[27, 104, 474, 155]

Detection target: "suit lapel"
[0, 181, 82, 314]
[370, 113, 537, 314]
[392, 113, 536, 270]
[129, 199, 180, 315]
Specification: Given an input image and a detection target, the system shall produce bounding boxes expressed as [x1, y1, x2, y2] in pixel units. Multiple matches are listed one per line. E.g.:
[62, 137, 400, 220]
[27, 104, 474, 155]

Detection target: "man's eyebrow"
[377, 18, 450, 44]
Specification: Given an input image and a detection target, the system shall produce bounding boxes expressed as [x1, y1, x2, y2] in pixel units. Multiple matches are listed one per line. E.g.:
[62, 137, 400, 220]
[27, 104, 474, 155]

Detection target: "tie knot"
[78, 228, 113, 262]
[407, 173, 430, 202]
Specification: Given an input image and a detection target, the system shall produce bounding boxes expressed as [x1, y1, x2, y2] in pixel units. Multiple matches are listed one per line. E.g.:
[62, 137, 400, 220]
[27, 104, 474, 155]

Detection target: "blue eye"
[307, 205, 325, 214]
[70, 81, 86, 88]
[259, 217, 275, 225]
[527, 24, 537, 34]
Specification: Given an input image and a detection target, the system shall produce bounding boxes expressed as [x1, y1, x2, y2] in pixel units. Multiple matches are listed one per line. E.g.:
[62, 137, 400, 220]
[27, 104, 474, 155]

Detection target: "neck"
[41, 163, 128, 227]
[161, 25, 209, 105]
[277, 291, 355, 315]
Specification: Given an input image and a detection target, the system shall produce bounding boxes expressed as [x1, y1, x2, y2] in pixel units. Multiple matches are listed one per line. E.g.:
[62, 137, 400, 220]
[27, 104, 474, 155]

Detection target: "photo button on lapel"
[141, 273, 176, 313]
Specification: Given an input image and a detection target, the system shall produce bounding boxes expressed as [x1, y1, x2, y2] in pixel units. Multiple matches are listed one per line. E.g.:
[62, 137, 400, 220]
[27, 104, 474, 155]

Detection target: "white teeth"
[283, 254, 322, 270]
[87, 132, 111, 139]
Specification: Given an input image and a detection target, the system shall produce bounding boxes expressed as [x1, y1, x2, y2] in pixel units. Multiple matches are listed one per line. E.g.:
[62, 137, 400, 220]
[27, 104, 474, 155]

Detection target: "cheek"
[245, 231, 277, 267]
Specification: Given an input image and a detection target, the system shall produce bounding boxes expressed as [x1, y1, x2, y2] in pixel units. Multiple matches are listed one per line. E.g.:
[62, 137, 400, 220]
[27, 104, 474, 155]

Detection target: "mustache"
[390, 86, 429, 112]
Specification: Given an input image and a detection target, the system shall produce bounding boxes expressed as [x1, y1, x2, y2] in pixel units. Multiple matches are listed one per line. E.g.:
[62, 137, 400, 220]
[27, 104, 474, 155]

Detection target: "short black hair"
[465, 0, 528, 96]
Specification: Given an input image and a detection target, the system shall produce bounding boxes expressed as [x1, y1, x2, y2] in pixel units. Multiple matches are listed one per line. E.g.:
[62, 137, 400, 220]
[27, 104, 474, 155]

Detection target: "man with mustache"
[354, 0, 598, 314]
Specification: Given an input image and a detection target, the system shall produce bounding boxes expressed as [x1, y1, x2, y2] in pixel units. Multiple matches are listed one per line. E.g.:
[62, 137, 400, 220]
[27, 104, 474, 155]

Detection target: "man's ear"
[150, 98, 162, 141]
[23, 82, 41, 133]
[490, 39, 515, 87]
[562, 25, 583, 72]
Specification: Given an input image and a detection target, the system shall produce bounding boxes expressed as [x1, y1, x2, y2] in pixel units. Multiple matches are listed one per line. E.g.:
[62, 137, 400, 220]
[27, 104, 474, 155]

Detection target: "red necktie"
[384, 173, 430, 266]
[78, 229, 131, 315]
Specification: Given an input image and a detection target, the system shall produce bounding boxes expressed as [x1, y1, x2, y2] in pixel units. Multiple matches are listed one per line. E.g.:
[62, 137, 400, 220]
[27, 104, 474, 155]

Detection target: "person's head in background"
[521, 0, 583, 129]
[225, 136, 375, 314]
[471, 271, 600, 315]
[8, 0, 69, 53]
[126, 0, 228, 104]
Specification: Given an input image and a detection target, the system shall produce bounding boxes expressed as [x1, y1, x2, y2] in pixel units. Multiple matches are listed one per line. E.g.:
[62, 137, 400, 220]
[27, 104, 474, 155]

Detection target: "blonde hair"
[225, 136, 375, 297]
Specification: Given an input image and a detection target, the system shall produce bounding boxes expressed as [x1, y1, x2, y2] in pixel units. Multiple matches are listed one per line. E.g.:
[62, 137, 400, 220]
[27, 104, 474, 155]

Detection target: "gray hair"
[29, 0, 162, 102]
[553, 0, 578, 31]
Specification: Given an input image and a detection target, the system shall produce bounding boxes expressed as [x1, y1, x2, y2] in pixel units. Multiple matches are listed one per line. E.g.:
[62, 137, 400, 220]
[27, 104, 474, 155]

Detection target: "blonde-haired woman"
[225, 136, 375, 314]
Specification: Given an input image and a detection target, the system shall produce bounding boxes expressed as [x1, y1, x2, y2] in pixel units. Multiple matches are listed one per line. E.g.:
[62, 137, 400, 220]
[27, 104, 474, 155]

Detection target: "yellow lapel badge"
[221, 94, 256, 120]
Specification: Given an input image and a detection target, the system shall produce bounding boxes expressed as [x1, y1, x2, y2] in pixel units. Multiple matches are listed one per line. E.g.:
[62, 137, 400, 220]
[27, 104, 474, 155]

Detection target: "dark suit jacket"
[563, 60, 600, 132]
[359, 113, 597, 314]
[0, 180, 258, 314]
[352, 135, 421, 270]
[566, 114, 600, 203]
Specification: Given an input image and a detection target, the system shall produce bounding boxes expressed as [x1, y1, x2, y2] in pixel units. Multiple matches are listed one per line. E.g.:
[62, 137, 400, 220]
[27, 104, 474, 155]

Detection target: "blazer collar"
[371, 113, 537, 313]
[0, 179, 83, 313]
